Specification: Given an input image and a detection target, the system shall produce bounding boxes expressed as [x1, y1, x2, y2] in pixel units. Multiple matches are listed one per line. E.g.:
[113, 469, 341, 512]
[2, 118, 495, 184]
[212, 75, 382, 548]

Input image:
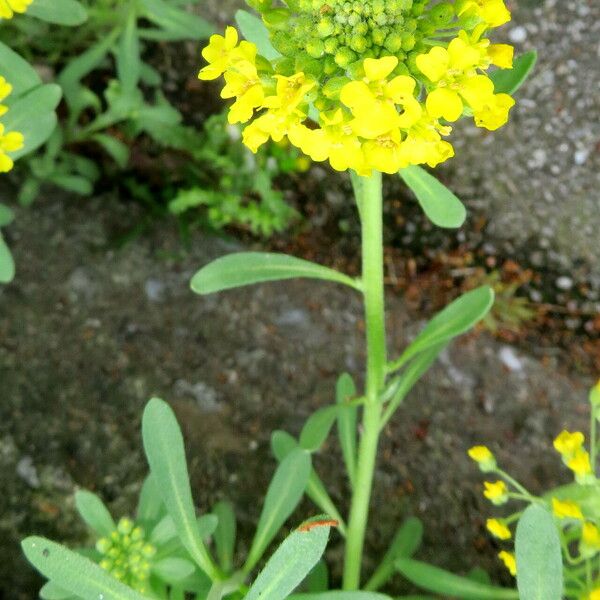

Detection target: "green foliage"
[515, 505, 563, 600]
[491, 51, 538, 96]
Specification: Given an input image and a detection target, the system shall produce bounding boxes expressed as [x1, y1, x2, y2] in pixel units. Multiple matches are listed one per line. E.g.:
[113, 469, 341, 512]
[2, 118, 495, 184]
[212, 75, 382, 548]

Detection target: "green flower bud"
[334, 46, 356, 68]
[404, 17, 417, 32]
[372, 0, 385, 14]
[324, 36, 339, 54]
[307, 37, 325, 57]
[401, 32, 416, 51]
[349, 34, 368, 53]
[317, 17, 335, 37]
[323, 55, 339, 75]
[384, 33, 402, 53]
[354, 20, 369, 35]
[262, 8, 291, 30]
[428, 2, 455, 26]
[372, 27, 386, 45]
[322, 75, 351, 98]
[411, 1, 426, 16]
[271, 31, 297, 56]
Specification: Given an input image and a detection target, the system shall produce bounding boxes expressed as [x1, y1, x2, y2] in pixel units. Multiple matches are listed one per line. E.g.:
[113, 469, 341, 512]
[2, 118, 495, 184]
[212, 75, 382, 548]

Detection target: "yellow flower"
[567, 448, 593, 480]
[362, 127, 409, 175]
[288, 109, 366, 174]
[0, 0, 32, 19]
[581, 522, 600, 559]
[198, 26, 255, 81]
[486, 518, 511, 540]
[457, 0, 512, 28]
[498, 551, 516, 576]
[468, 445, 497, 472]
[341, 56, 422, 137]
[588, 589, 600, 600]
[0, 124, 24, 173]
[488, 44, 514, 69]
[552, 498, 584, 521]
[263, 73, 315, 113]
[221, 57, 265, 124]
[416, 36, 514, 130]
[483, 480, 509, 505]
[554, 430, 585, 457]
[0, 76, 12, 117]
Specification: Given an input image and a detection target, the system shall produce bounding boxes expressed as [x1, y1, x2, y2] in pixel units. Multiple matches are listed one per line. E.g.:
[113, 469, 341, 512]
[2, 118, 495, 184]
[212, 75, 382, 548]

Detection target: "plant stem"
[343, 171, 387, 590]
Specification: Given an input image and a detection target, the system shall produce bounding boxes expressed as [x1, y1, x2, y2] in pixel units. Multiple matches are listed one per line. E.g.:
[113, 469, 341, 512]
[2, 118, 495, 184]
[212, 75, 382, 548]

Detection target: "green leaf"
[198, 514, 219, 539]
[395, 558, 519, 599]
[491, 51, 537, 96]
[0, 42, 41, 96]
[389, 286, 494, 371]
[245, 520, 331, 600]
[271, 431, 345, 535]
[0, 204, 14, 227]
[22, 537, 151, 600]
[39, 581, 74, 599]
[3, 85, 61, 160]
[117, 8, 141, 93]
[92, 133, 130, 169]
[137, 475, 164, 522]
[49, 174, 94, 196]
[365, 517, 423, 591]
[140, 0, 214, 40]
[305, 560, 329, 593]
[191, 252, 359, 295]
[515, 505, 563, 600]
[235, 10, 281, 61]
[153, 557, 196, 583]
[244, 447, 312, 573]
[74, 490, 116, 537]
[0, 233, 15, 284]
[150, 515, 177, 545]
[142, 398, 219, 579]
[399, 166, 466, 229]
[27, 0, 88, 25]
[213, 501, 236, 572]
[300, 406, 339, 452]
[380, 343, 446, 428]
[335, 373, 357, 486]
[289, 593, 393, 600]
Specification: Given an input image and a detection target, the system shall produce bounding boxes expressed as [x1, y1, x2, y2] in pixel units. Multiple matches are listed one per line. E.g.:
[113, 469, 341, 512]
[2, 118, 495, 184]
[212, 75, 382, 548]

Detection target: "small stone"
[499, 346, 524, 373]
[574, 149, 589, 165]
[144, 278, 166, 303]
[16, 456, 40, 489]
[508, 26, 527, 43]
[556, 276, 574, 291]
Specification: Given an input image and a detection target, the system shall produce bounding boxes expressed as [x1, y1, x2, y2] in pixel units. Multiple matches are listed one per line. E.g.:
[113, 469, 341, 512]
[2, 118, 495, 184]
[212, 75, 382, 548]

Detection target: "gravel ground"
[0, 193, 593, 597]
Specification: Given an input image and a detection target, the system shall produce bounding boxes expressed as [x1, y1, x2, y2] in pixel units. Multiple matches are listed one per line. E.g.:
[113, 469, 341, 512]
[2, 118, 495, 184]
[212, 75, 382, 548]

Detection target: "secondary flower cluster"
[0, 77, 24, 173]
[469, 382, 600, 599]
[199, 0, 515, 175]
[0, 0, 31, 20]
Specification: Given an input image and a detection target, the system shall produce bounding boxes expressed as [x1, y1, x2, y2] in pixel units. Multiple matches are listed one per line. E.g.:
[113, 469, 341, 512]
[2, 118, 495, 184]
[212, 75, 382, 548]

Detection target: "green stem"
[343, 171, 387, 590]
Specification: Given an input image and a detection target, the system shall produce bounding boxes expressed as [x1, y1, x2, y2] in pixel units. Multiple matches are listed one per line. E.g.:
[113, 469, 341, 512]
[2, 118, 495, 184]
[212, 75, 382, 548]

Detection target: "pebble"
[556, 276, 574, 291]
[508, 26, 528, 43]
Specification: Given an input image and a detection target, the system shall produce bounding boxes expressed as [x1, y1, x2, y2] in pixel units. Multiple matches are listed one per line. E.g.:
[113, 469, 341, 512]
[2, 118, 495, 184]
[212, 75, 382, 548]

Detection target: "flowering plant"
[6, 0, 543, 599]
[470, 382, 600, 600]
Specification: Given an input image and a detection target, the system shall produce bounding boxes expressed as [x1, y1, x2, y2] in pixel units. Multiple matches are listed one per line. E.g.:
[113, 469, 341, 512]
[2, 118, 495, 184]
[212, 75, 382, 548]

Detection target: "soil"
[0, 190, 593, 598]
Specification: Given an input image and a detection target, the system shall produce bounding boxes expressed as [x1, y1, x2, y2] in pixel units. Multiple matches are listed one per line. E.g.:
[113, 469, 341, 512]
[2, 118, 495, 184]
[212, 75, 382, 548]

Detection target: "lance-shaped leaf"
[0, 42, 41, 96]
[142, 398, 219, 580]
[75, 490, 116, 537]
[395, 558, 518, 599]
[300, 406, 339, 452]
[117, 8, 141, 93]
[26, 0, 88, 25]
[491, 51, 537, 96]
[140, 0, 214, 39]
[399, 166, 466, 229]
[245, 520, 331, 600]
[515, 505, 563, 600]
[22, 537, 151, 600]
[39, 581, 74, 599]
[243, 447, 312, 573]
[235, 10, 281, 61]
[213, 501, 237, 572]
[365, 517, 423, 591]
[271, 431, 345, 535]
[289, 593, 393, 600]
[191, 252, 360, 295]
[388, 286, 494, 372]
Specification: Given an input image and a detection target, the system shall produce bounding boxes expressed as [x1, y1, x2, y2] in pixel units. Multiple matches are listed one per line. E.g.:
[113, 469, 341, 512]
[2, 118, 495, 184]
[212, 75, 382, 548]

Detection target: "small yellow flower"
[486, 518, 511, 540]
[498, 550, 516, 576]
[552, 498, 584, 521]
[221, 56, 265, 124]
[567, 448, 593, 480]
[588, 589, 600, 600]
[581, 522, 600, 558]
[468, 445, 497, 472]
[483, 480, 509, 505]
[198, 26, 255, 81]
[457, 0, 512, 28]
[0, 0, 32, 19]
[554, 430, 585, 456]
[0, 124, 24, 173]
[488, 44, 514, 69]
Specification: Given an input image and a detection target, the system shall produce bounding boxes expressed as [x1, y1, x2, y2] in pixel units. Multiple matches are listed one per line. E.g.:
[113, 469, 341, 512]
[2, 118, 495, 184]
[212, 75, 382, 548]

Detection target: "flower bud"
[307, 37, 325, 58]
[334, 47, 356, 68]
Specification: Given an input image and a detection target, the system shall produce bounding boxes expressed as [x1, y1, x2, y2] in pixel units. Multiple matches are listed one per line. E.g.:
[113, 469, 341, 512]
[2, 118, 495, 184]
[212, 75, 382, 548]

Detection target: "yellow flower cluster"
[554, 430, 595, 483]
[198, 0, 515, 175]
[0, 77, 24, 173]
[0, 0, 31, 19]
[468, 445, 496, 472]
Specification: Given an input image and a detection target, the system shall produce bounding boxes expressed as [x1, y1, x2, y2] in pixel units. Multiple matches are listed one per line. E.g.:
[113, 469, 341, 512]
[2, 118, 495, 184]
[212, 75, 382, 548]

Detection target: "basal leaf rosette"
[0, 0, 32, 20]
[199, 0, 516, 175]
[0, 76, 24, 172]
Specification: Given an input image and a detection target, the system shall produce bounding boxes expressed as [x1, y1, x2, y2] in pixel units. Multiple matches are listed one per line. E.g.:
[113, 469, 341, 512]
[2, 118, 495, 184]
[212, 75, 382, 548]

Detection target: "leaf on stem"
[515, 505, 563, 600]
[335, 373, 358, 487]
[491, 51, 537, 96]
